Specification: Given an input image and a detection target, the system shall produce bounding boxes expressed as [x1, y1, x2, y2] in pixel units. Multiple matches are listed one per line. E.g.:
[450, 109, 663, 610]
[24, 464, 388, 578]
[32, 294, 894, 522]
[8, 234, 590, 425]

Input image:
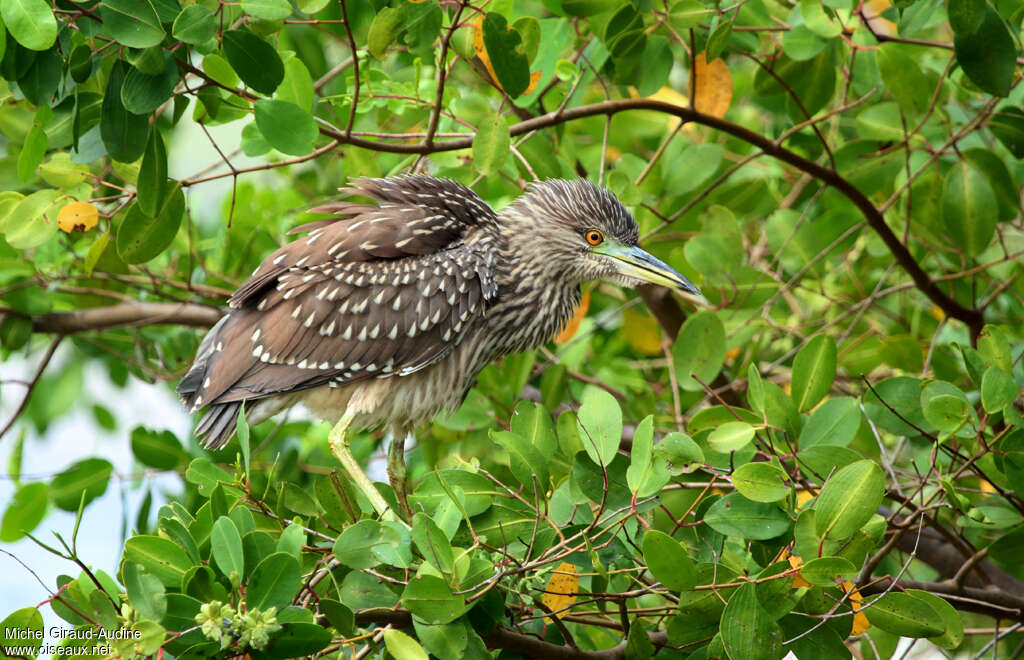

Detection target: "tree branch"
[352, 609, 670, 659]
[23, 302, 223, 334]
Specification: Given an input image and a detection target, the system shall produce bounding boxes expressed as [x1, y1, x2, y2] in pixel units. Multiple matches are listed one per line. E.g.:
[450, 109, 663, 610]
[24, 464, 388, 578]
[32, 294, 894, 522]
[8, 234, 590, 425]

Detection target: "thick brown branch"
[25, 302, 223, 334]
[352, 609, 669, 659]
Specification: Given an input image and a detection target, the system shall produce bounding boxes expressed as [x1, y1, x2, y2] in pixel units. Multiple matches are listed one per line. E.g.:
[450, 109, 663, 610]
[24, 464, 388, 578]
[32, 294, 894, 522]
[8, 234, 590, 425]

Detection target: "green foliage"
[1, 0, 1023, 658]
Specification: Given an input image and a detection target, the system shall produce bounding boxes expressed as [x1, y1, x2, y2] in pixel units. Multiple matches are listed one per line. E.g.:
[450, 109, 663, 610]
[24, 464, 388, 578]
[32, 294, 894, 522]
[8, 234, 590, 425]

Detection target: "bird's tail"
[178, 315, 240, 450]
[194, 402, 243, 450]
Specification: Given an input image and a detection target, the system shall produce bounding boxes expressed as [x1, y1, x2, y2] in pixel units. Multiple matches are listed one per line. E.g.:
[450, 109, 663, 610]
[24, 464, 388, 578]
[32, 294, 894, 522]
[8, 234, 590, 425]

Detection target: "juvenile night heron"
[178, 176, 699, 518]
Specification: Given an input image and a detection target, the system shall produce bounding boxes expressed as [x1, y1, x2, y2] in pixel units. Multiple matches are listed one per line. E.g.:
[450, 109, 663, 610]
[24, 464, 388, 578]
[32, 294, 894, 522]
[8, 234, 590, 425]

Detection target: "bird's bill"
[595, 243, 702, 296]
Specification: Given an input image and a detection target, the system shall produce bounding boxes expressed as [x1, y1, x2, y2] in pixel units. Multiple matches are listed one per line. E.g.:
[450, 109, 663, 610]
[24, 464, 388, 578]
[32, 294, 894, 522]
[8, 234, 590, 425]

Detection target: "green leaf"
[720, 582, 784, 660]
[211, 516, 244, 584]
[667, 0, 708, 30]
[276, 523, 304, 559]
[123, 535, 193, 588]
[247, 552, 301, 610]
[0, 482, 48, 542]
[137, 128, 168, 219]
[16, 123, 45, 183]
[185, 457, 233, 496]
[905, 589, 963, 649]
[367, 7, 401, 59]
[814, 460, 885, 540]
[654, 432, 704, 475]
[254, 99, 318, 156]
[864, 592, 945, 638]
[122, 561, 167, 621]
[642, 530, 696, 591]
[130, 426, 183, 469]
[383, 629, 429, 660]
[2, 0, 57, 51]
[511, 401, 557, 461]
[672, 311, 726, 391]
[626, 415, 670, 496]
[799, 397, 861, 449]
[492, 429, 549, 488]
[981, 366, 1017, 413]
[953, 5, 1015, 97]
[340, 570, 399, 610]
[121, 52, 178, 115]
[947, 0, 985, 34]
[876, 43, 931, 117]
[942, 159, 997, 257]
[277, 57, 315, 112]
[172, 4, 216, 45]
[782, 24, 826, 61]
[704, 493, 791, 540]
[791, 334, 837, 412]
[0, 608, 43, 655]
[481, 13, 531, 97]
[101, 0, 166, 49]
[799, 0, 841, 38]
[708, 421, 756, 453]
[333, 520, 384, 569]
[2, 189, 60, 250]
[116, 185, 184, 264]
[989, 107, 1024, 159]
[222, 29, 284, 95]
[576, 387, 622, 467]
[241, 0, 292, 20]
[101, 60, 150, 163]
[978, 324, 1013, 372]
[412, 512, 454, 574]
[401, 575, 467, 624]
[732, 463, 789, 502]
[920, 381, 971, 433]
[472, 112, 510, 176]
[50, 458, 113, 511]
[855, 102, 905, 142]
[797, 556, 856, 586]
[263, 622, 333, 657]
[400, 0, 443, 54]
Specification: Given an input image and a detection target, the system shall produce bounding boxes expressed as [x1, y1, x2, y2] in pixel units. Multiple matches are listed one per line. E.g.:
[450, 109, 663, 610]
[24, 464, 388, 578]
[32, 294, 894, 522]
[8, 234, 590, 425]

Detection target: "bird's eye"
[585, 230, 604, 246]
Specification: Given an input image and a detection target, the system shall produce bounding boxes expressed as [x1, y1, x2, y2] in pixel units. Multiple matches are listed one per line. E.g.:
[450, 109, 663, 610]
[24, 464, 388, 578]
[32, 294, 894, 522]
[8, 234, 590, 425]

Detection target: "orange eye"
[585, 230, 603, 246]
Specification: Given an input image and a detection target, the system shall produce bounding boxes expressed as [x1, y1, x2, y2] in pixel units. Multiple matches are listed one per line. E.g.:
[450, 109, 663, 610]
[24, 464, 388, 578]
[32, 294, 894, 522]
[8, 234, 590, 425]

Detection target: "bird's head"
[500, 179, 701, 296]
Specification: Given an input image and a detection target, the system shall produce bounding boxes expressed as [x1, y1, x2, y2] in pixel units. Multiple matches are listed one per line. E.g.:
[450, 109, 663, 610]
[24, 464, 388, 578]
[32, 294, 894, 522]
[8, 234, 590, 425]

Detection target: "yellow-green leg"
[387, 433, 413, 521]
[328, 410, 393, 520]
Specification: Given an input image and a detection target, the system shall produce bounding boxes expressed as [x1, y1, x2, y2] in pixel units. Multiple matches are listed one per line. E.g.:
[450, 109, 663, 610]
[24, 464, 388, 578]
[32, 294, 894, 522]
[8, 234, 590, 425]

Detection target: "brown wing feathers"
[178, 176, 498, 448]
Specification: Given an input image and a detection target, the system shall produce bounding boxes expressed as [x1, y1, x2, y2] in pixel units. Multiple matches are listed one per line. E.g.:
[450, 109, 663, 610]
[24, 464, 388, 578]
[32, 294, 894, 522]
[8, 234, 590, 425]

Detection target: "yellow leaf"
[787, 554, 812, 588]
[840, 581, 871, 634]
[795, 489, 817, 507]
[473, 16, 502, 91]
[623, 307, 662, 355]
[724, 346, 741, 363]
[979, 479, 995, 494]
[524, 70, 542, 95]
[693, 52, 732, 119]
[930, 305, 945, 321]
[474, 17, 541, 96]
[642, 85, 689, 107]
[554, 288, 590, 344]
[58, 201, 99, 233]
[541, 562, 578, 621]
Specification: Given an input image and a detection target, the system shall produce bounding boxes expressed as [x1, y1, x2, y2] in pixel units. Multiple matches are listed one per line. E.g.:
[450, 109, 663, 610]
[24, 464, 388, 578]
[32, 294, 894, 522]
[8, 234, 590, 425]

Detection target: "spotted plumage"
[179, 175, 699, 451]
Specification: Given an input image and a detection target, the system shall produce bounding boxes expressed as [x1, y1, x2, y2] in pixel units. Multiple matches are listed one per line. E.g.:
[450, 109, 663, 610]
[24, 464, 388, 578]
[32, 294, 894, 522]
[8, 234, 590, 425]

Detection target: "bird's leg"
[328, 410, 393, 519]
[387, 432, 413, 521]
